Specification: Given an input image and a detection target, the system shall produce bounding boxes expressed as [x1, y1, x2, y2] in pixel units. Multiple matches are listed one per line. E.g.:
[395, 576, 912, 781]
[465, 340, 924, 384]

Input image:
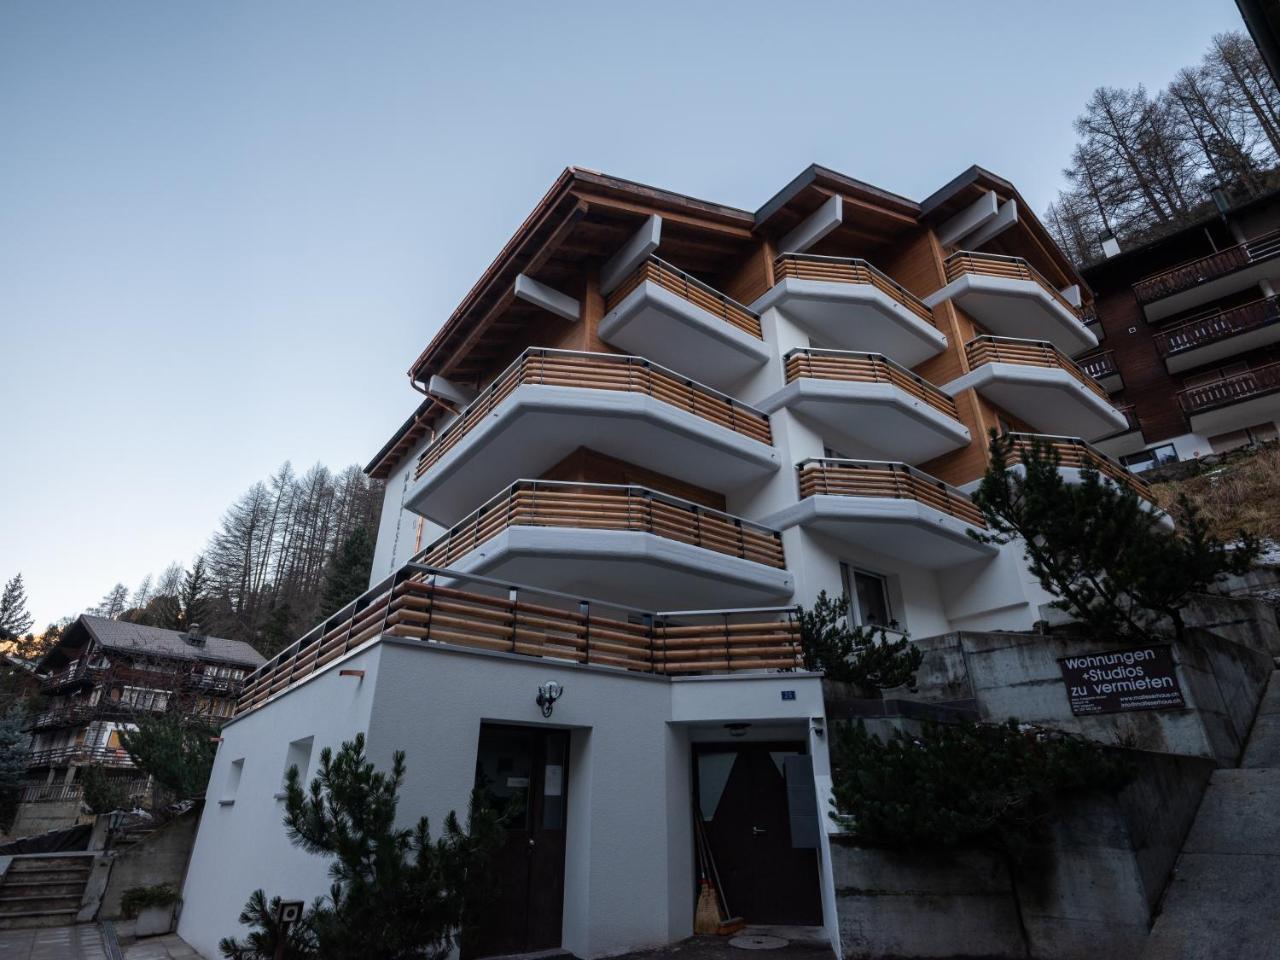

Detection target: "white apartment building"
[180, 165, 1149, 959]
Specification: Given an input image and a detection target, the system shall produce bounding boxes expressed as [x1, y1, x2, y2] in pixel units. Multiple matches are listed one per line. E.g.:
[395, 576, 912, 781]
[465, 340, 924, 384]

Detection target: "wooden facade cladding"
[783, 348, 959, 420]
[796, 458, 986, 527]
[1153, 295, 1280, 357]
[540, 447, 727, 511]
[413, 349, 772, 482]
[236, 572, 803, 716]
[419, 481, 786, 570]
[604, 256, 763, 339]
[1003, 434, 1155, 503]
[1132, 228, 1280, 304]
[965, 336, 1110, 401]
[772, 253, 937, 327]
[944, 251, 1084, 319]
[1179, 359, 1280, 413]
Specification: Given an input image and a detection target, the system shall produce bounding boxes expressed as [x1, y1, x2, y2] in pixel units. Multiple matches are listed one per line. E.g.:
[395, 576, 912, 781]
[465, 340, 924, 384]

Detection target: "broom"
[693, 812, 744, 935]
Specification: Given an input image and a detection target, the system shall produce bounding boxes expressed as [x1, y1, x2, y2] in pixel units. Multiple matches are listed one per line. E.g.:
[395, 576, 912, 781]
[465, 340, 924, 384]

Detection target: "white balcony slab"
[957, 466, 1171, 526]
[1094, 427, 1148, 460]
[758, 379, 970, 462]
[751, 277, 947, 367]
[437, 526, 794, 610]
[1094, 370, 1124, 393]
[406, 384, 780, 525]
[925, 274, 1097, 357]
[1185, 390, 1280, 439]
[760, 495, 996, 570]
[1164, 322, 1280, 374]
[943, 363, 1128, 441]
[598, 280, 769, 390]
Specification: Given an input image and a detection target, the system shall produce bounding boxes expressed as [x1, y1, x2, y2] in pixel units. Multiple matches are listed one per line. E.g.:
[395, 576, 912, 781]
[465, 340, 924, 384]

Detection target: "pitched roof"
[59, 615, 266, 670]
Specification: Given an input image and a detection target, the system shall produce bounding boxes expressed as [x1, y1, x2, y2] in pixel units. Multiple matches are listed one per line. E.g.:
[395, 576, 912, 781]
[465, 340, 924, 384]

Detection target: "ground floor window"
[840, 563, 897, 631]
[1121, 443, 1179, 474]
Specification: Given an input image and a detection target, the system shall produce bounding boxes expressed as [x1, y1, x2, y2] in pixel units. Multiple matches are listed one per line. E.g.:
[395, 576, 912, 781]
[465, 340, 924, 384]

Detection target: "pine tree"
[0, 574, 34, 640]
[319, 528, 374, 619]
[93, 583, 130, 620]
[119, 712, 219, 802]
[180, 557, 211, 630]
[798, 591, 922, 693]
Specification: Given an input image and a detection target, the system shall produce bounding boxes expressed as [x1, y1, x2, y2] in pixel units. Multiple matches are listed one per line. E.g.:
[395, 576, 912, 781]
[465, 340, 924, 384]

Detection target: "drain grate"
[728, 934, 789, 950]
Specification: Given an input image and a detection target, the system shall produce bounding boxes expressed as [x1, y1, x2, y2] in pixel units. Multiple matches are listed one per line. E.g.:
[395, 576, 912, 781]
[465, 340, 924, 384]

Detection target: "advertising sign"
[1058, 645, 1184, 716]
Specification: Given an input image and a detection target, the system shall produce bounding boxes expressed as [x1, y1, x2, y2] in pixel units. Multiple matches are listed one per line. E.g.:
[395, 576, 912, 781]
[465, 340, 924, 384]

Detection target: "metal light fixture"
[536, 680, 563, 718]
[724, 722, 751, 738]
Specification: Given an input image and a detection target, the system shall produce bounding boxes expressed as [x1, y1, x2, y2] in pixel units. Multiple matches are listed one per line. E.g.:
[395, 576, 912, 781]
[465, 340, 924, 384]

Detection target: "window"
[1121, 444, 1178, 474]
[281, 737, 314, 797]
[221, 758, 245, 805]
[841, 563, 896, 630]
[120, 686, 169, 711]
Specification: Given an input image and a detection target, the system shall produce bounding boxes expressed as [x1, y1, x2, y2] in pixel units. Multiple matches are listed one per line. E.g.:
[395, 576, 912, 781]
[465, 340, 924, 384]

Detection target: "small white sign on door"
[544, 764, 563, 797]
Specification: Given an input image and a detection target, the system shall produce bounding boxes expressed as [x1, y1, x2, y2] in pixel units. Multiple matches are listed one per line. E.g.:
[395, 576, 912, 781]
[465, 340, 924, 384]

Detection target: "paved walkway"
[0, 926, 203, 959]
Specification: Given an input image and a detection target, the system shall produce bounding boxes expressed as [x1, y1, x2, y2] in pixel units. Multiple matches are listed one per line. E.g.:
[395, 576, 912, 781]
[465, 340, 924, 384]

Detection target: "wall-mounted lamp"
[724, 722, 751, 738]
[536, 680, 563, 718]
[811, 717, 825, 739]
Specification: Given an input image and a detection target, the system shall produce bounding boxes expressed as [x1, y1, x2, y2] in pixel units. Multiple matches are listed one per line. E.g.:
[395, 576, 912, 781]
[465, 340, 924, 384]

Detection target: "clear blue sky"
[0, 0, 1249, 628]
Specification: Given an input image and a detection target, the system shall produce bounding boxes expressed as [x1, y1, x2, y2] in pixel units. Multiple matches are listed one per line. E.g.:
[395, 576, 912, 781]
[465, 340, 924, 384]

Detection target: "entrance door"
[466, 724, 569, 959]
[695, 743, 823, 925]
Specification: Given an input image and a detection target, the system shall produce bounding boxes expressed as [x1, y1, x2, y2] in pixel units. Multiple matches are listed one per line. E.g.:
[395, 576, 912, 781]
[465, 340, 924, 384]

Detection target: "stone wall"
[98, 810, 199, 921]
[4, 800, 89, 842]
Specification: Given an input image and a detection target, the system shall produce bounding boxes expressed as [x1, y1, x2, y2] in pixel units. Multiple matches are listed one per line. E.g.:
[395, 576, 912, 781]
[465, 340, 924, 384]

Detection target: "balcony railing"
[1077, 349, 1119, 382]
[420, 481, 786, 570]
[773, 253, 937, 327]
[1178, 360, 1280, 414]
[1001, 433, 1155, 502]
[783, 348, 959, 420]
[1133, 230, 1280, 304]
[965, 336, 1110, 402]
[26, 745, 134, 768]
[414, 349, 772, 482]
[236, 565, 802, 717]
[1154, 295, 1280, 357]
[944, 251, 1083, 320]
[605, 256, 762, 339]
[796, 459, 986, 527]
[39, 661, 101, 691]
[1082, 305, 1104, 341]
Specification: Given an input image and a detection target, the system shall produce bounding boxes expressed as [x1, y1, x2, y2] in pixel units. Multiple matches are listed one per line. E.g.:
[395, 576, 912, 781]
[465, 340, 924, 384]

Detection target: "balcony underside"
[758, 379, 970, 462]
[1093, 427, 1148, 460]
[924, 275, 1097, 357]
[598, 280, 770, 390]
[406, 385, 780, 524]
[751, 278, 947, 366]
[1143, 261, 1280, 322]
[1186, 390, 1280, 438]
[944, 364, 1128, 441]
[435, 527, 795, 610]
[961, 466, 1170, 525]
[1095, 370, 1123, 393]
[761, 495, 996, 569]
[1165, 322, 1280, 373]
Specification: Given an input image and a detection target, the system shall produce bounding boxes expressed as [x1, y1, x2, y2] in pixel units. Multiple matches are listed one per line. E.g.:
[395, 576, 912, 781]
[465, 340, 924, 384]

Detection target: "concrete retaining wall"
[98, 811, 198, 921]
[4, 800, 89, 842]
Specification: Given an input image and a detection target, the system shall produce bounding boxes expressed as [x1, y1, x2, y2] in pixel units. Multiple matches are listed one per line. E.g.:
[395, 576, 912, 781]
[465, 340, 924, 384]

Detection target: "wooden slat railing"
[1002, 433, 1155, 503]
[1133, 229, 1280, 304]
[1154, 295, 1280, 357]
[606, 256, 762, 339]
[784, 348, 959, 420]
[414, 349, 771, 481]
[944, 251, 1083, 320]
[965, 336, 1110, 402]
[26, 745, 134, 767]
[796, 459, 986, 527]
[772, 253, 936, 327]
[420, 481, 786, 569]
[235, 565, 803, 717]
[1178, 360, 1280, 414]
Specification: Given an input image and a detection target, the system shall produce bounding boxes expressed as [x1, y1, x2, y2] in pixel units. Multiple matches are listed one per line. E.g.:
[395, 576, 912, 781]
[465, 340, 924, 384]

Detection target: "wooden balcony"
[1001, 433, 1155, 504]
[39, 662, 100, 691]
[1179, 360, 1280, 415]
[235, 566, 804, 717]
[26, 745, 134, 768]
[764, 348, 969, 462]
[797, 459, 986, 527]
[928, 252, 1095, 357]
[1077, 349, 1122, 391]
[600, 256, 769, 389]
[1153, 296, 1280, 373]
[950, 337, 1127, 440]
[407, 349, 778, 524]
[1133, 230, 1280, 321]
[753, 254, 947, 366]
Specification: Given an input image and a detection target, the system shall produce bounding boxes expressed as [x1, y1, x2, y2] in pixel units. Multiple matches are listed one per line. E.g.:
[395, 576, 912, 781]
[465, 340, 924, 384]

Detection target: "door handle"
[528, 838, 536, 848]
[752, 827, 767, 836]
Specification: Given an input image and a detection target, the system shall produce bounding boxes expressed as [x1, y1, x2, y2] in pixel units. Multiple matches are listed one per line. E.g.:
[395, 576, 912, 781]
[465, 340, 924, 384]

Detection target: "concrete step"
[0, 893, 83, 913]
[0, 907, 80, 930]
[0, 880, 87, 896]
[1, 869, 91, 885]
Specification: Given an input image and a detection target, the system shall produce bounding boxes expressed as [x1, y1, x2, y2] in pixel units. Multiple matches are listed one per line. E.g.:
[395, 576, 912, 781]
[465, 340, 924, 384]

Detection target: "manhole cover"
[729, 935, 789, 950]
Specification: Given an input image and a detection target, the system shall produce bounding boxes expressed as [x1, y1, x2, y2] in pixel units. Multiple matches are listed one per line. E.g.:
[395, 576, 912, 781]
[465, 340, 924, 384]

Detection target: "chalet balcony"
[25, 745, 134, 769]
[1154, 296, 1280, 374]
[925, 252, 1097, 357]
[405, 349, 779, 525]
[759, 460, 996, 569]
[1077, 349, 1123, 393]
[1133, 229, 1280, 321]
[1082, 306, 1104, 342]
[1001, 433, 1158, 506]
[235, 565, 804, 717]
[599, 256, 769, 390]
[416, 481, 793, 609]
[1178, 361, 1280, 435]
[944, 337, 1129, 441]
[38, 662, 100, 691]
[751, 254, 947, 367]
[759, 348, 970, 462]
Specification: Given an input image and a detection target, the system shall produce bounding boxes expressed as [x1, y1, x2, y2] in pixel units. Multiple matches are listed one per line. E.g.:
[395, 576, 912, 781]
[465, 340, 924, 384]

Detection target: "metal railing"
[605, 256, 762, 339]
[1001, 433, 1155, 502]
[965, 336, 1110, 401]
[944, 251, 1083, 319]
[1133, 229, 1280, 303]
[235, 564, 803, 717]
[1178, 360, 1280, 414]
[1154, 295, 1280, 357]
[1077, 349, 1119, 382]
[796, 458, 986, 527]
[772, 253, 936, 326]
[783, 348, 959, 419]
[414, 349, 772, 481]
[420, 480, 786, 570]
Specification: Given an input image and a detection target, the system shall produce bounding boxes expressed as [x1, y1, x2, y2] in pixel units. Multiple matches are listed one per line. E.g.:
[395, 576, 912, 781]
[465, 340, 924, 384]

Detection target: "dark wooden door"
[697, 743, 823, 925]
[466, 725, 569, 959]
